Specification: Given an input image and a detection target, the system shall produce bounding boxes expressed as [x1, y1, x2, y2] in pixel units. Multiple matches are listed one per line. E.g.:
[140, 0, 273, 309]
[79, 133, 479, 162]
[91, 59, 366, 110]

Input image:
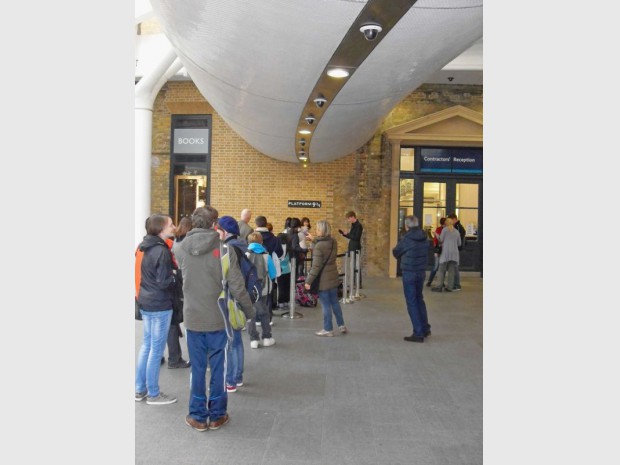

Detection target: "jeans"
[427, 253, 440, 284]
[318, 287, 345, 331]
[247, 295, 272, 340]
[166, 323, 183, 365]
[454, 265, 461, 288]
[226, 329, 244, 386]
[436, 261, 457, 289]
[401, 270, 430, 337]
[186, 329, 228, 423]
[135, 309, 173, 397]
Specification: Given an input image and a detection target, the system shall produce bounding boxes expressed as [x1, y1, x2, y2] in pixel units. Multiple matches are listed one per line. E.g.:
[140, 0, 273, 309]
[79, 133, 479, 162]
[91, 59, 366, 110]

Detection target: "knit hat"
[218, 216, 240, 236]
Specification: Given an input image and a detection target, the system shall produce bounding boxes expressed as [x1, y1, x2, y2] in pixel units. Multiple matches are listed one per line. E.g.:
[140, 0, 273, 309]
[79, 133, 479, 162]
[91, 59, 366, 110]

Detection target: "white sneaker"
[315, 329, 334, 337]
[256, 321, 262, 326]
[339, 325, 348, 334]
[250, 340, 259, 349]
[269, 321, 274, 326]
[262, 338, 275, 347]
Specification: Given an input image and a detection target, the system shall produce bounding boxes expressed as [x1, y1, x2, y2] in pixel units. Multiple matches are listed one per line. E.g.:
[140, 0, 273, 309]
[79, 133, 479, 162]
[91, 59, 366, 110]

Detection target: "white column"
[134, 48, 181, 246]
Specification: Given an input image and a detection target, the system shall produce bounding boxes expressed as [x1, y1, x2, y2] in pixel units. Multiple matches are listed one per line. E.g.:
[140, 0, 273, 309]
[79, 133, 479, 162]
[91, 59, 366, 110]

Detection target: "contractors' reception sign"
[419, 148, 482, 174]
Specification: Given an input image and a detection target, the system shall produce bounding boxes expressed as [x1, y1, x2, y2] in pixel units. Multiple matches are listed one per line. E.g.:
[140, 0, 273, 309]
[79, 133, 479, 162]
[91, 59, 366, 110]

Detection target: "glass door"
[173, 175, 207, 225]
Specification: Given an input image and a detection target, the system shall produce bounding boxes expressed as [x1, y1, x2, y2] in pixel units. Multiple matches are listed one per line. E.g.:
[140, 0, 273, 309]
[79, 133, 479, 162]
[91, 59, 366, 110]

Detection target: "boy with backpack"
[246, 232, 277, 349]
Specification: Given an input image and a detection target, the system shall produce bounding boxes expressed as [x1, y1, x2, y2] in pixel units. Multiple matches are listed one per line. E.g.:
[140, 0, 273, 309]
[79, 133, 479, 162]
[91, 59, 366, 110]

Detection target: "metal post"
[282, 256, 302, 319]
[340, 251, 348, 304]
[353, 249, 365, 299]
[344, 251, 355, 304]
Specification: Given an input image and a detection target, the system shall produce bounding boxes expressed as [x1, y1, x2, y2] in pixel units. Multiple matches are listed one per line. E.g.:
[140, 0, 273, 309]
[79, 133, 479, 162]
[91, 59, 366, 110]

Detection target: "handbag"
[219, 243, 247, 331]
[135, 298, 142, 321]
[309, 240, 334, 294]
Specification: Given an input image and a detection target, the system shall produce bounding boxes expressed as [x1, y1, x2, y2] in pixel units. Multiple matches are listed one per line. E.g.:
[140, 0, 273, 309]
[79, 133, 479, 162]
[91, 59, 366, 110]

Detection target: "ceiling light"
[304, 115, 316, 125]
[299, 155, 308, 161]
[327, 68, 350, 78]
[298, 129, 312, 135]
[313, 96, 327, 108]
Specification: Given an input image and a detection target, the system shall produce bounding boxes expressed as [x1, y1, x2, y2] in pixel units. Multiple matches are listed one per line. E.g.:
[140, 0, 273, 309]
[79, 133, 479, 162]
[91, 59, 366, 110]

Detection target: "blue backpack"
[228, 242, 263, 303]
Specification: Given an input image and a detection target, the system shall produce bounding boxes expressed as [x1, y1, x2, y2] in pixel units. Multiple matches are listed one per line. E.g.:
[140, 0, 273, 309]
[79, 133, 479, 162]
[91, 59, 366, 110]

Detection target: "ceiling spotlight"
[360, 23, 382, 41]
[327, 68, 350, 78]
[304, 115, 316, 125]
[298, 129, 312, 135]
[299, 138, 306, 146]
[299, 154, 308, 162]
[313, 96, 327, 108]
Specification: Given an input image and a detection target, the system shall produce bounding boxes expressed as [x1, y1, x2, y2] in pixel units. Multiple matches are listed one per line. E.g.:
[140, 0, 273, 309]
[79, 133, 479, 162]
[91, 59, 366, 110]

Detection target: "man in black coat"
[338, 210, 364, 288]
[392, 215, 431, 343]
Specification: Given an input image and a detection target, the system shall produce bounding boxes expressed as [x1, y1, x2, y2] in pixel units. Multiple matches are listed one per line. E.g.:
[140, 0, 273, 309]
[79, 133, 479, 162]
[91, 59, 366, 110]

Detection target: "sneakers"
[262, 338, 275, 347]
[451, 287, 461, 292]
[425, 330, 432, 337]
[339, 325, 348, 334]
[404, 335, 425, 343]
[226, 384, 237, 393]
[250, 340, 260, 349]
[135, 391, 148, 401]
[208, 413, 230, 430]
[256, 321, 262, 326]
[146, 392, 177, 405]
[315, 329, 334, 337]
[168, 359, 191, 369]
[185, 415, 208, 432]
[236, 381, 244, 387]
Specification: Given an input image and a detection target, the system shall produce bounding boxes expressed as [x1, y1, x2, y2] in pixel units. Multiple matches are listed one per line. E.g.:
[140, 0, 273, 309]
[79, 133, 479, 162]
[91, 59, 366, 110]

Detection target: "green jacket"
[306, 236, 340, 291]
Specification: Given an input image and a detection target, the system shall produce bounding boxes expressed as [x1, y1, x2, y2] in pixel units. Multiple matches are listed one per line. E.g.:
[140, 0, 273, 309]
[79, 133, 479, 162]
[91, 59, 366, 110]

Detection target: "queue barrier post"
[282, 256, 302, 319]
[353, 249, 365, 300]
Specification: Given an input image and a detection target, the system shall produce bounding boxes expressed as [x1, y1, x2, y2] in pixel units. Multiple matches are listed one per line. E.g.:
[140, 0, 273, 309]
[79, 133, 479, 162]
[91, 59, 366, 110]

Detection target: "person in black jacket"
[447, 213, 466, 290]
[392, 215, 431, 343]
[135, 214, 178, 405]
[338, 211, 364, 288]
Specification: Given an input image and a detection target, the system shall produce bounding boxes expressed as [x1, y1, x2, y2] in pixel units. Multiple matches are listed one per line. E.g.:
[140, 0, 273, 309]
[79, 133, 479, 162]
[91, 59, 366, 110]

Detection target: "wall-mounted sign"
[288, 200, 322, 208]
[173, 128, 210, 154]
[419, 148, 482, 174]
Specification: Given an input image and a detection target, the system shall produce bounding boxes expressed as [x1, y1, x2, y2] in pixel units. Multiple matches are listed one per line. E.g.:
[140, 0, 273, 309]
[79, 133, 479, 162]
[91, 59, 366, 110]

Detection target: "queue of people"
[135, 208, 465, 431]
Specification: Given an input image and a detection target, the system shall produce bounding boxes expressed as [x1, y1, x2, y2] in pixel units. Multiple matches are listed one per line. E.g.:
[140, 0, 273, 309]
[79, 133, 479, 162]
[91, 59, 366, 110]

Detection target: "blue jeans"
[186, 329, 228, 423]
[427, 253, 440, 284]
[318, 287, 345, 331]
[135, 309, 173, 397]
[401, 270, 430, 337]
[226, 329, 244, 387]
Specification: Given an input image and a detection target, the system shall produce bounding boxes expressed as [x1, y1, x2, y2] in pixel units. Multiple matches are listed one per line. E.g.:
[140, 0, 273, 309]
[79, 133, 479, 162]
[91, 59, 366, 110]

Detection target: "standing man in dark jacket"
[392, 215, 431, 343]
[338, 210, 364, 288]
[135, 214, 178, 405]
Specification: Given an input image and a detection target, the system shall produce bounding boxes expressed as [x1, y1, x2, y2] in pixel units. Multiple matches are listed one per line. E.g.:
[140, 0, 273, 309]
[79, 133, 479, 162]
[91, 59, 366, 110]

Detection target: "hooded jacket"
[255, 227, 283, 257]
[137, 235, 175, 311]
[305, 236, 340, 291]
[392, 227, 430, 272]
[173, 228, 254, 332]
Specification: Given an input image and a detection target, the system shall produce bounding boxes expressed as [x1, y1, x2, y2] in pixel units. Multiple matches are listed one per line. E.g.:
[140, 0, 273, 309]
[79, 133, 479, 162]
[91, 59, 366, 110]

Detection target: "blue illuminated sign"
[419, 148, 482, 174]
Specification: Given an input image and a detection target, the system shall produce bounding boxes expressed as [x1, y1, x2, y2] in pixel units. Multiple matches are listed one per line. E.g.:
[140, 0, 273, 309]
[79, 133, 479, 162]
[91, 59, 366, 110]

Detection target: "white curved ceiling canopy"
[150, 0, 483, 163]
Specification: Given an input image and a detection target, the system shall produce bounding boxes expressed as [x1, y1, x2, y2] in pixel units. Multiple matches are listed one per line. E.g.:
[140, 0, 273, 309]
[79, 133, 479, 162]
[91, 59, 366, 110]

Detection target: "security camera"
[299, 138, 306, 146]
[447, 76, 454, 82]
[304, 115, 316, 125]
[360, 23, 382, 41]
[313, 96, 327, 108]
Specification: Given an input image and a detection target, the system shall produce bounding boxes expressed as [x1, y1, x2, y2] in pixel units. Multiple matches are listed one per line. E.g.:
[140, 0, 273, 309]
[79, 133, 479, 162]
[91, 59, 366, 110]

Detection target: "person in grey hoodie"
[172, 206, 255, 432]
[392, 215, 431, 343]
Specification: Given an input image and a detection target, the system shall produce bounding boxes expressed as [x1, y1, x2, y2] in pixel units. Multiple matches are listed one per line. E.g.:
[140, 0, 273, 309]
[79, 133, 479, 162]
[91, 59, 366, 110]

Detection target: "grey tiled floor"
[136, 274, 482, 465]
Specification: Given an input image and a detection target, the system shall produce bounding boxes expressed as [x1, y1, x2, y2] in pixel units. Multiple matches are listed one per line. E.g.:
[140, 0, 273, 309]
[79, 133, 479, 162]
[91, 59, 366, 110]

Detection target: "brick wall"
[150, 81, 482, 277]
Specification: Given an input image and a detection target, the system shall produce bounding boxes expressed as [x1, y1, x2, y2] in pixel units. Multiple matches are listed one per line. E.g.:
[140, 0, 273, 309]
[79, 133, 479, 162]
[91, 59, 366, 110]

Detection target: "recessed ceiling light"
[298, 129, 312, 135]
[327, 68, 350, 78]
[299, 155, 308, 161]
